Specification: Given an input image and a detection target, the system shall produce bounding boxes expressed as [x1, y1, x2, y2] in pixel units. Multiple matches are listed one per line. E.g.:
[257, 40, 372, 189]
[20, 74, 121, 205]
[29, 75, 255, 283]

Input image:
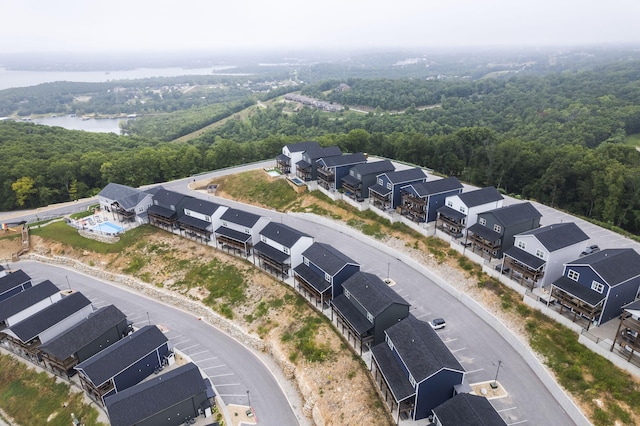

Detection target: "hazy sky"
[2, 0, 640, 54]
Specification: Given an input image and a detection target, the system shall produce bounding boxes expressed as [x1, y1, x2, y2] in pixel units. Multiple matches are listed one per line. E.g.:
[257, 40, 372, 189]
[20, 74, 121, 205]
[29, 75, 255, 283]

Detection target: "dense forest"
[2, 52, 640, 234]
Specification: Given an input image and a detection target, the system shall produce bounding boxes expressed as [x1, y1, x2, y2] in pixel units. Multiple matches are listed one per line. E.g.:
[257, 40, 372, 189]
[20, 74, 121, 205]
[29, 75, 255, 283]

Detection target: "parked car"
[581, 245, 600, 256]
[430, 318, 446, 330]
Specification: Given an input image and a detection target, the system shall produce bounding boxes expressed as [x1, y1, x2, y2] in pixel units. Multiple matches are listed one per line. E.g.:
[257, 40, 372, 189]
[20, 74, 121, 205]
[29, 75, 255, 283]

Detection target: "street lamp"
[492, 360, 502, 389]
[247, 390, 251, 407]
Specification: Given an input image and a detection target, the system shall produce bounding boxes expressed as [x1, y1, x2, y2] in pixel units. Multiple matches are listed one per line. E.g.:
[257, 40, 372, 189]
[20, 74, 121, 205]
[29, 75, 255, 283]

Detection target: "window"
[517, 240, 526, 250]
[260, 235, 267, 243]
[479, 218, 486, 226]
[325, 273, 331, 282]
[409, 374, 416, 388]
[387, 182, 392, 190]
[378, 178, 383, 185]
[244, 228, 250, 233]
[357, 173, 362, 180]
[344, 289, 351, 299]
[493, 224, 502, 233]
[386, 334, 394, 351]
[304, 257, 309, 266]
[138, 206, 143, 212]
[591, 281, 605, 293]
[567, 269, 580, 281]
[205, 216, 211, 222]
[185, 210, 191, 216]
[535, 249, 545, 259]
[367, 311, 374, 323]
[222, 221, 227, 227]
[459, 206, 466, 213]
[447, 200, 453, 207]
[283, 246, 290, 254]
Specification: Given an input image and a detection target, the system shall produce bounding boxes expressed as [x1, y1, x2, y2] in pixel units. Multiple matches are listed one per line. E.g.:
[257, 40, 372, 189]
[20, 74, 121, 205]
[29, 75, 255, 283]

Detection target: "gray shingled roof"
[285, 141, 320, 153]
[482, 202, 541, 227]
[260, 222, 310, 247]
[220, 208, 262, 228]
[404, 177, 463, 197]
[0, 269, 31, 295]
[39, 305, 127, 360]
[318, 152, 367, 168]
[75, 325, 168, 387]
[0, 280, 59, 321]
[517, 222, 588, 252]
[371, 343, 416, 402]
[304, 145, 342, 161]
[9, 292, 92, 343]
[178, 215, 210, 231]
[302, 242, 358, 276]
[379, 168, 427, 184]
[331, 294, 375, 335]
[214, 226, 252, 243]
[566, 249, 640, 286]
[98, 183, 149, 210]
[342, 272, 409, 316]
[293, 264, 331, 293]
[458, 187, 503, 207]
[253, 242, 290, 263]
[432, 393, 507, 425]
[182, 197, 223, 215]
[385, 316, 464, 382]
[105, 362, 209, 426]
[350, 160, 395, 176]
[152, 187, 187, 207]
[503, 247, 546, 270]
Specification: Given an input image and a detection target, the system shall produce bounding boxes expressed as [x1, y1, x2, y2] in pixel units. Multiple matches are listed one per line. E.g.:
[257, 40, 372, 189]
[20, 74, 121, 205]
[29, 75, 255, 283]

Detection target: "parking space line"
[180, 344, 200, 351]
[498, 407, 518, 412]
[507, 420, 527, 425]
[188, 350, 209, 357]
[209, 373, 235, 378]
[194, 356, 219, 362]
[465, 368, 484, 374]
[202, 365, 226, 370]
[450, 347, 466, 353]
[213, 383, 240, 387]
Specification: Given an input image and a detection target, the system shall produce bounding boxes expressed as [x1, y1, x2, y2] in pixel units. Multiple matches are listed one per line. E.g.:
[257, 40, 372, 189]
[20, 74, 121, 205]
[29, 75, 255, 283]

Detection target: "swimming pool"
[93, 221, 124, 234]
[265, 169, 281, 177]
[289, 177, 306, 186]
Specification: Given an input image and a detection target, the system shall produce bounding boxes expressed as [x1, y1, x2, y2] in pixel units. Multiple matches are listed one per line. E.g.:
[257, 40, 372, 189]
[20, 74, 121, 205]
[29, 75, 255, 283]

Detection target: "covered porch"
[293, 264, 332, 309]
[147, 205, 177, 230]
[400, 192, 427, 223]
[214, 226, 252, 257]
[436, 206, 466, 238]
[371, 345, 416, 424]
[253, 242, 291, 279]
[466, 223, 502, 259]
[331, 295, 374, 355]
[178, 215, 212, 243]
[551, 276, 605, 330]
[503, 246, 546, 290]
[341, 175, 363, 200]
[316, 167, 335, 190]
[369, 184, 392, 210]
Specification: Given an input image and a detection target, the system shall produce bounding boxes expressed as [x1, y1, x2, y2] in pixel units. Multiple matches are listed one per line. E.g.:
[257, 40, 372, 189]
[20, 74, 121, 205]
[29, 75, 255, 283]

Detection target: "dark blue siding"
[113, 343, 168, 393]
[0, 286, 23, 302]
[426, 189, 462, 222]
[415, 369, 464, 420]
[332, 264, 360, 298]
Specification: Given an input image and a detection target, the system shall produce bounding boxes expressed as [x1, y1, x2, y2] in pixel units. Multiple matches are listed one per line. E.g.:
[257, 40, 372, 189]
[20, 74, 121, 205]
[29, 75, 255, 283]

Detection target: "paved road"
[14, 261, 302, 426]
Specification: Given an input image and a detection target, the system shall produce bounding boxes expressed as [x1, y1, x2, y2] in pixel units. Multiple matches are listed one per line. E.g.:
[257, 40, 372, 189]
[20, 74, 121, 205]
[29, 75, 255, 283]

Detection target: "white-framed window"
[344, 289, 351, 299]
[378, 178, 383, 185]
[367, 311, 374, 323]
[283, 246, 290, 254]
[447, 200, 453, 207]
[386, 334, 394, 351]
[260, 235, 267, 243]
[357, 173, 362, 180]
[222, 221, 228, 227]
[567, 269, 580, 281]
[517, 240, 526, 250]
[304, 257, 309, 266]
[185, 210, 191, 216]
[479, 218, 486, 226]
[409, 374, 416, 388]
[494, 224, 502, 233]
[325, 273, 331, 282]
[138, 206, 143, 212]
[350, 170, 355, 176]
[244, 228, 250, 233]
[535, 249, 545, 258]
[459, 206, 466, 213]
[591, 281, 605, 293]
[387, 182, 392, 190]
[205, 216, 211, 222]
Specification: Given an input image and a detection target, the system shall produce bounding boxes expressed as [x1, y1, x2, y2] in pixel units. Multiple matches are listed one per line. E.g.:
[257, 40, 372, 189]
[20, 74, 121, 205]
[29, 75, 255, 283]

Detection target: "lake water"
[0, 65, 237, 91]
[30, 116, 128, 134]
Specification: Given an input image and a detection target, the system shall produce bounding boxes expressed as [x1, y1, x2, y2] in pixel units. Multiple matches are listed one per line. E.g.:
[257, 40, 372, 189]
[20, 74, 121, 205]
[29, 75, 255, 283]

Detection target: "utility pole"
[492, 360, 502, 389]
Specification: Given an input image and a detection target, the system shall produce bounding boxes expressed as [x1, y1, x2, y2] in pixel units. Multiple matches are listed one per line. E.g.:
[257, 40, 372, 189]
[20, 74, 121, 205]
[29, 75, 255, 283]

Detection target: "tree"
[12, 176, 37, 207]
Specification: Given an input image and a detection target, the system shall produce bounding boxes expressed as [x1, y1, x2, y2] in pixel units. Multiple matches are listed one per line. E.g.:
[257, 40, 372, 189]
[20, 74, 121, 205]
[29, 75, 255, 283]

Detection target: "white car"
[430, 318, 446, 330]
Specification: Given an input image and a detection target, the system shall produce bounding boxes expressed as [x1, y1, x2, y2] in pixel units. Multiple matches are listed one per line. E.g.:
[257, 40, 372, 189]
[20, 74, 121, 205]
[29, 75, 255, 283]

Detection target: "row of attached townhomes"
[275, 142, 640, 401]
[0, 269, 216, 426]
[92, 174, 507, 424]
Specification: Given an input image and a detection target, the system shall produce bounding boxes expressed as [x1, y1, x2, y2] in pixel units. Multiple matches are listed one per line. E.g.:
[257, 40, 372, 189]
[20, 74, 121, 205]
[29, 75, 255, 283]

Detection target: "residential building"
[436, 187, 504, 238]
[466, 202, 542, 259]
[105, 362, 215, 426]
[75, 325, 171, 405]
[294, 242, 360, 308]
[551, 249, 640, 329]
[369, 168, 428, 210]
[147, 187, 189, 230]
[254, 222, 314, 278]
[0, 280, 61, 331]
[0, 269, 32, 302]
[400, 177, 463, 223]
[178, 197, 228, 243]
[371, 315, 465, 422]
[214, 208, 270, 257]
[501, 222, 589, 289]
[431, 392, 507, 425]
[3, 292, 93, 359]
[611, 300, 640, 361]
[296, 145, 342, 181]
[342, 160, 395, 201]
[276, 141, 321, 175]
[316, 152, 367, 191]
[39, 305, 130, 377]
[97, 183, 154, 225]
[331, 271, 410, 353]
